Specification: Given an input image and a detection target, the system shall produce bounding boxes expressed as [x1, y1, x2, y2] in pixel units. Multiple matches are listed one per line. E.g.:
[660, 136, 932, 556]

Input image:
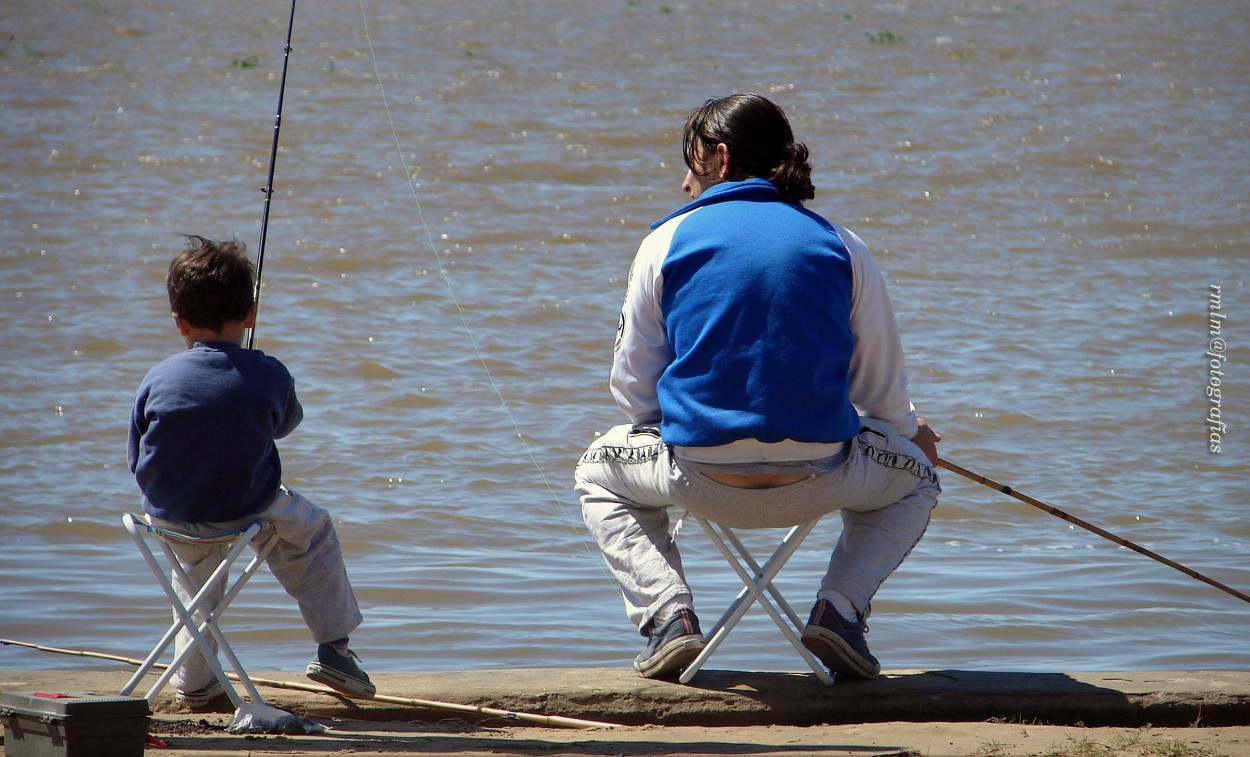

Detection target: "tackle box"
[0, 690, 150, 757]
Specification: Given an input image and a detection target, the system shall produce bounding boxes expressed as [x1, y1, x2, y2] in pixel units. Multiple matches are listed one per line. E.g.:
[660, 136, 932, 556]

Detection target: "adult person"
[575, 94, 941, 681]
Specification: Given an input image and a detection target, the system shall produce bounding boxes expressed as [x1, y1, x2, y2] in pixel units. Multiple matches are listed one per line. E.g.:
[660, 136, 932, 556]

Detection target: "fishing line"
[938, 457, 1250, 605]
[353, 1, 613, 582]
[247, 0, 298, 350]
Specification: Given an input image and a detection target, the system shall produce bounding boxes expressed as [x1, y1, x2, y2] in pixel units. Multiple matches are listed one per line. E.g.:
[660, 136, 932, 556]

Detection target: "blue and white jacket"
[610, 179, 917, 463]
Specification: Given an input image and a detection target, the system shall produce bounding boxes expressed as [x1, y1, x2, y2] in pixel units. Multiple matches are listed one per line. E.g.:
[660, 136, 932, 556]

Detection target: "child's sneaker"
[306, 643, 376, 697]
[175, 679, 226, 708]
[633, 608, 704, 679]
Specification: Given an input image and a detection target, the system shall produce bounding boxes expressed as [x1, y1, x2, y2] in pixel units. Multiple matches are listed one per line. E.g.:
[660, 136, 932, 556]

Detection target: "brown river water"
[1, 0, 1247, 677]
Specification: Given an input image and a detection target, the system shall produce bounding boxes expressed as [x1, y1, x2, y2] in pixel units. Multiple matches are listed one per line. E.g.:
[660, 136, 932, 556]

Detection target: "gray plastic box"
[0, 690, 150, 757]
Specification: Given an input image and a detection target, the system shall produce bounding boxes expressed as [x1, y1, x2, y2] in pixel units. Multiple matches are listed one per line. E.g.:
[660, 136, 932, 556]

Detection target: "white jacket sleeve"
[838, 223, 919, 439]
[608, 217, 683, 424]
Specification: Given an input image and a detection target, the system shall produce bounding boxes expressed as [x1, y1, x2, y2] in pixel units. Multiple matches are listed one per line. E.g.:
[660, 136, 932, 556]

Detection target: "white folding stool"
[119, 512, 278, 708]
[679, 516, 835, 685]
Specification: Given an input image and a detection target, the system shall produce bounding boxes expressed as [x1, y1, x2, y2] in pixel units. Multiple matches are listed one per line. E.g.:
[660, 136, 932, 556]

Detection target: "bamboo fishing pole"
[0, 638, 617, 730]
[937, 457, 1250, 605]
[246, 0, 298, 349]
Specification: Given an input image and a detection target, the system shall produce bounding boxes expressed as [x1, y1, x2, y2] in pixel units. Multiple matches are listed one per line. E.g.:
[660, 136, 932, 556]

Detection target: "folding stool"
[679, 516, 835, 685]
[119, 512, 278, 708]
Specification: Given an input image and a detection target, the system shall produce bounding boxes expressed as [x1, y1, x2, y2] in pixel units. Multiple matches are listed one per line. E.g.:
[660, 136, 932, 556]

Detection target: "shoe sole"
[306, 662, 378, 698]
[175, 682, 227, 708]
[633, 634, 705, 679]
[801, 626, 880, 679]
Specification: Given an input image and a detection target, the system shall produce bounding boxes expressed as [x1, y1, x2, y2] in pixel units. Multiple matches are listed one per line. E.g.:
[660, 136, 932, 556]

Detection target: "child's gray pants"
[151, 486, 362, 691]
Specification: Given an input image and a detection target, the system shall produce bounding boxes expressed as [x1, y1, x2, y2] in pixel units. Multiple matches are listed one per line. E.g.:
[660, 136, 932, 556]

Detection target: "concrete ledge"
[2, 669, 1247, 728]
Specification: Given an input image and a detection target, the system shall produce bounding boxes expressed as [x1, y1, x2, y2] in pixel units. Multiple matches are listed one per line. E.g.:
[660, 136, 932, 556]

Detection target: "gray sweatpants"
[151, 486, 363, 691]
[575, 417, 940, 633]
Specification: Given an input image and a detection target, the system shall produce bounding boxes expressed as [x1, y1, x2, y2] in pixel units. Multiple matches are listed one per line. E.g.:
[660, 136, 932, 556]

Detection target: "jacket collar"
[651, 178, 780, 230]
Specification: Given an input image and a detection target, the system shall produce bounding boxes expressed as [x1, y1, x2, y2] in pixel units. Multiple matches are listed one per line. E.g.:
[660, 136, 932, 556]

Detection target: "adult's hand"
[912, 418, 941, 466]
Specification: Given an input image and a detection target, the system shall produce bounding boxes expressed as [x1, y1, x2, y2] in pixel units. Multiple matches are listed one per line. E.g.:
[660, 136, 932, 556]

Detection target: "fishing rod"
[0, 638, 617, 730]
[247, 0, 298, 350]
[937, 457, 1250, 605]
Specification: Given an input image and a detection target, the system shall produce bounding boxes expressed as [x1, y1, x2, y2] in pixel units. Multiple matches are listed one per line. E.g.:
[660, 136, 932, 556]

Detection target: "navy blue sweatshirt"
[128, 341, 302, 523]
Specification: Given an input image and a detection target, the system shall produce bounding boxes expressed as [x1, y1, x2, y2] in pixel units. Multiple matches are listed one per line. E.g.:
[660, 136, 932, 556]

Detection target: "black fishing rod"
[247, 0, 298, 349]
[937, 457, 1250, 605]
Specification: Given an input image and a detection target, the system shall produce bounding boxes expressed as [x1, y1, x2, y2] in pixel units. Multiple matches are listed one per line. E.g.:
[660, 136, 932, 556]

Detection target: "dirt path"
[136, 715, 1250, 757]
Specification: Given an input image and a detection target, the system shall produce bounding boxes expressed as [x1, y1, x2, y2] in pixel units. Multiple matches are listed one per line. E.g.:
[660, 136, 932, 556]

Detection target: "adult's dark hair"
[682, 93, 816, 204]
[166, 235, 256, 333]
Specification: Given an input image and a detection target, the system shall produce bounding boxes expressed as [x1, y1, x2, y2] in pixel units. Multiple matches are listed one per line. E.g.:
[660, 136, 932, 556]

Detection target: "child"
[127, 235, 374, 706]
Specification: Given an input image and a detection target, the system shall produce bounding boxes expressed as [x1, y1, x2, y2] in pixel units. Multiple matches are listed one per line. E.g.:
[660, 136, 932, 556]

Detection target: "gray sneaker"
[306, 643, 377, 697]
[175, 679, 226, 708]
[800, 599, 880, 679]
[634, 608, 704, 679]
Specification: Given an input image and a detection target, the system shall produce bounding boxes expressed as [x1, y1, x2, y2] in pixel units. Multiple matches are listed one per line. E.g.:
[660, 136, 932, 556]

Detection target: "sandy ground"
[4, 666, 1250, 755]
[132, 715, 1250, 757]
[5, 704, 1250, 756]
